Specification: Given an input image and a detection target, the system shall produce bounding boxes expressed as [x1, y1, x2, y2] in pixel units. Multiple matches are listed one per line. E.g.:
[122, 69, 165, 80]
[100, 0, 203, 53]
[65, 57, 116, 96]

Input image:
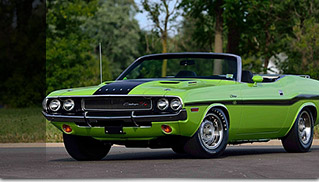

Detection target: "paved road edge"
[0, 139, 319, 148]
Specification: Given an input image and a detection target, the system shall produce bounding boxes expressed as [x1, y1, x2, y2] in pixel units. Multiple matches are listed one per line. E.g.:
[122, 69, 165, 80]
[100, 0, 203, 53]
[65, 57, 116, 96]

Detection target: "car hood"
[47, 79, 238, 98]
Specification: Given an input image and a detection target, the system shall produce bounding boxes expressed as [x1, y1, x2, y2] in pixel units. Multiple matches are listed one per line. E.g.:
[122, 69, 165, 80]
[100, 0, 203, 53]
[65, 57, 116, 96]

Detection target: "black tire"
[184, 108, 229, 158]
[281, 108, 314, 153]
[63, 133, 112, 161]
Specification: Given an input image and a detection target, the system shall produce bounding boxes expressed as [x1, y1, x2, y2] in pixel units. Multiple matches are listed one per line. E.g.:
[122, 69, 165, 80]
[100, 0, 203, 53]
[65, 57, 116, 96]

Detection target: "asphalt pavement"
[0, 144, 319, 179]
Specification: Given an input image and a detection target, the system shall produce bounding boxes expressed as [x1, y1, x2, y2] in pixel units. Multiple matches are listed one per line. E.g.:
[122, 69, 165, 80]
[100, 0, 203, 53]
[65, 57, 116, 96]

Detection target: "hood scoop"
[160, 81, 180, 84]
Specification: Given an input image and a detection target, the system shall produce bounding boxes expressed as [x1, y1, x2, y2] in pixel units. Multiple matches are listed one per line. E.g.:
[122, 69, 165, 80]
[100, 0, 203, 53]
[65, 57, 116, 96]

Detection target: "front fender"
[180, 103, 229, 137]
[284, 102, 317, 137]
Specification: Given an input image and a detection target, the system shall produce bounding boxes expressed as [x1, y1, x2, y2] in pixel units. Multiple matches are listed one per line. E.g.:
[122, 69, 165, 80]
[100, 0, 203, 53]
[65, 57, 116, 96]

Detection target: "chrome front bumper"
[42, 109, 187, 123]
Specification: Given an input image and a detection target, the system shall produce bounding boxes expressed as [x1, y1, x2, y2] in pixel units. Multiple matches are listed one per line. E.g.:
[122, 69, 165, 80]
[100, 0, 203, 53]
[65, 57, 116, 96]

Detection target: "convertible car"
[42, 52, 319, 160]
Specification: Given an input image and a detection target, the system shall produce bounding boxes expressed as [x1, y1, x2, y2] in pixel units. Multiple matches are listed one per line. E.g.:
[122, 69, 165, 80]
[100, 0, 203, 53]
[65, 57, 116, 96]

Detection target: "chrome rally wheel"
[298, 111, 312, 145]
[282, 108, 314, 153]
[184, 108, 229, 158]
[199, 113, 224, 150]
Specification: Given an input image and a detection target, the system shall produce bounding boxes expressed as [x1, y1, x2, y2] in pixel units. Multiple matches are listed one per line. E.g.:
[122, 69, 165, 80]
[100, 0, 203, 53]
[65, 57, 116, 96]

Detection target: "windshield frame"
[116, 52, 242, 82]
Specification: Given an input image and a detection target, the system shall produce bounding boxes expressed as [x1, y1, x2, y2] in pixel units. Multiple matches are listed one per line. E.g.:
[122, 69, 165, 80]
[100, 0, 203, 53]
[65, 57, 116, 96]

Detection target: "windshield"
[119, 56, 238, 81]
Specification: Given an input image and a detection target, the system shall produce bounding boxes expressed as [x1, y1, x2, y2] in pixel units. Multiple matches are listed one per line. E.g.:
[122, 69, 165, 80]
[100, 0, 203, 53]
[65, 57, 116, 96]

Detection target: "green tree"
[83, 0, 141, 78]
[175, 12, 214, 52]
[280, 1, 319, 79]
[46, 0, 104, 94]
[142, 0, 181, 77]
[181, 0, 225, 53]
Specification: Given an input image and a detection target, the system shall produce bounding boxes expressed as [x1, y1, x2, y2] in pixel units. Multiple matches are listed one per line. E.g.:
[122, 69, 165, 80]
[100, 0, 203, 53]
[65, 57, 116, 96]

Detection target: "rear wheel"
[63, 133, 112, 161]
[281, 108, 314, 152]
[184, 108, 229, 158]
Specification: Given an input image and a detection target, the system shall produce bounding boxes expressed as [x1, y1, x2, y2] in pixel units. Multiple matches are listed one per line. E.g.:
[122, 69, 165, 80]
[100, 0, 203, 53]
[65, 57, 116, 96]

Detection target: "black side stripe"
[184, 94, 319, 106]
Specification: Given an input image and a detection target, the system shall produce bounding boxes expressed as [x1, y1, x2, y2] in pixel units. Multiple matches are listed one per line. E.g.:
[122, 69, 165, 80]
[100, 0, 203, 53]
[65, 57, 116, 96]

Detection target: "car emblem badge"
[123, 102, 139, 106]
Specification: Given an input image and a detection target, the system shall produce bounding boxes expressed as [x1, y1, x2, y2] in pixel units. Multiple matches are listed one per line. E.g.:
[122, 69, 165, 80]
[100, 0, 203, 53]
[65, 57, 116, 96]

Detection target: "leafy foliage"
[46, 0, 103, 94]
[280, 1, 319, 79]
[83, 0, 141, 77]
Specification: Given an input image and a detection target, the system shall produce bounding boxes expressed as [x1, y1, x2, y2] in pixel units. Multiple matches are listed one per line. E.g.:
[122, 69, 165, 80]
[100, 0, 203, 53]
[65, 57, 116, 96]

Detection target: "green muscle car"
[42, 52, 319, 160]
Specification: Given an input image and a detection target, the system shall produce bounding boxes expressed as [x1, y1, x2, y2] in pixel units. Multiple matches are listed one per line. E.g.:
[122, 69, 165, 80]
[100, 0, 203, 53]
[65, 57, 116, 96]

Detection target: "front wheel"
[281, 108, 314, 153]
[184, 108, 229, 158]
[63, 133, 112, 161]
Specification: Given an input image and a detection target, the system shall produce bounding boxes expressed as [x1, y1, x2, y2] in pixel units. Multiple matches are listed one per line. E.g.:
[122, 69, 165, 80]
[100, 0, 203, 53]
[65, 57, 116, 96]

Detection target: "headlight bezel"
[157, 98, 169, 111]
[63, 99, 75, 111]
[49, 99, 61, 112]
[170, 98, 182, 111]
[42, 98, 48, 111]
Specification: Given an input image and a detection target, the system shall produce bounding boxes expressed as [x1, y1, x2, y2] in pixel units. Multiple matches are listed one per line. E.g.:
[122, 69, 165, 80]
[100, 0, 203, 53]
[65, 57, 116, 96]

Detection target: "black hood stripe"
[93, 80, 150, 95]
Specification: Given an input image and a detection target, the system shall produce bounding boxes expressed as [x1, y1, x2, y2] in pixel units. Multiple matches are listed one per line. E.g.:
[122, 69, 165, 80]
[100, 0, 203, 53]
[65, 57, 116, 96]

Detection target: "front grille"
[83, 97, 152, 111]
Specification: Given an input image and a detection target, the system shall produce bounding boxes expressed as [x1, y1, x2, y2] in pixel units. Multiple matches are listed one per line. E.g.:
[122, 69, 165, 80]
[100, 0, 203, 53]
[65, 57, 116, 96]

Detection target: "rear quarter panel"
[279, 76, 319, 136]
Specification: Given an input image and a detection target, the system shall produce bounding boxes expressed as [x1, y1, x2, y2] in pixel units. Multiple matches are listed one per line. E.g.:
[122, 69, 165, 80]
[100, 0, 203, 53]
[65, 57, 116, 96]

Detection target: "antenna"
[99, 42, 102, 84]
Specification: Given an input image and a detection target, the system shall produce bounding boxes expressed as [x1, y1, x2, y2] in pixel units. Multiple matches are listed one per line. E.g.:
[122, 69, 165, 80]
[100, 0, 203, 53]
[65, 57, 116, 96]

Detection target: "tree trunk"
[213, 0, 224, 75]
[161, 32, 168, 77]
[226, 22, 240, 54]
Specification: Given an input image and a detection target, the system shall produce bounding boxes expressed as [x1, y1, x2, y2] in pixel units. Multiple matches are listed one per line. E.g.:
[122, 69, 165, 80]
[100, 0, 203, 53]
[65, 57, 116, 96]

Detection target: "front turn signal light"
[62, 124, 72, 133]
[161, 125, 172, 134]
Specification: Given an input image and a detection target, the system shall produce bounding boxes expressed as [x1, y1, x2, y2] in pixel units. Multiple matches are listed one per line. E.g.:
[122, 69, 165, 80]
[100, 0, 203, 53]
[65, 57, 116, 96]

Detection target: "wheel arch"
[284, 102, 317, 137]
[190, 103, 230, 137]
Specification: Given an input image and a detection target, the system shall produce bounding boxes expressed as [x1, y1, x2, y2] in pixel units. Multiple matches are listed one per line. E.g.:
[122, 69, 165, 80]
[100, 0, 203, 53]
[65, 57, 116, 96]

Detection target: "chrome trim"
[157, 98, 169, 111]
[131, 111, 139, 127]
[42, 111, 86, 122]
[170, 98, 182, 111]
[85, 115, 131, 120]
[62, 99, 75, 111]
[46, 95, 184, 111]
[81, 99, 85, 111]
[82, 98, 153, 112]
[138, 126, 152, 128]
[132, 109, 183, 118]
[236, 55, 242, 82]
[42, 109, 186, 123]
[49, 99, 61, 112]
[44, 113, 85, 119]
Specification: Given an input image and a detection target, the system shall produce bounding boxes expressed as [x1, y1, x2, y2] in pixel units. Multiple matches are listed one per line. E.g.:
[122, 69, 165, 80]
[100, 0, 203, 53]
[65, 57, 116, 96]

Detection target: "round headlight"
[170, 98, 182, 111]
[49, 99, 61, 112]
[157, 98, 169, 111]
[42, 98, 48, 111]
[63, 99, 75, 111]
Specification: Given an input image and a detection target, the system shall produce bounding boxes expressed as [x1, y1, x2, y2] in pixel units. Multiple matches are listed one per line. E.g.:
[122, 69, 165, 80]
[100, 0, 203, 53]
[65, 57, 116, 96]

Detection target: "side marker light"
[191, 108, 199, 112]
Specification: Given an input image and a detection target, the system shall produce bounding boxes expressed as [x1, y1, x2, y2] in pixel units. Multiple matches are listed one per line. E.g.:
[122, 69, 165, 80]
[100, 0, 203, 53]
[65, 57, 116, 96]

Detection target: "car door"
[237, 80, 290, 137]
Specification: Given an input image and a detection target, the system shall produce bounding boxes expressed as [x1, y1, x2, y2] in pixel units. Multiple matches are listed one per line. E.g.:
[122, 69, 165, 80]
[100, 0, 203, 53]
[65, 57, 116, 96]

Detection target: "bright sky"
[134, 0, 183, 36]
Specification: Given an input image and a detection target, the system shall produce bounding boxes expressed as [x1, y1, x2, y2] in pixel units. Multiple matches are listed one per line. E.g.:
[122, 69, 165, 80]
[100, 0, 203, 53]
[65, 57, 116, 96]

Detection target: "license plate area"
[105, 126, 125, 134]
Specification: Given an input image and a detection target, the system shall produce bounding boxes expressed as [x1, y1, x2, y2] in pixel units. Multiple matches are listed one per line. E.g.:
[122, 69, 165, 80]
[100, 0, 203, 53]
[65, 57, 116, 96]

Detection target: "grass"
[0, 107, 318, 143]
[0, 108, 62, 143]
